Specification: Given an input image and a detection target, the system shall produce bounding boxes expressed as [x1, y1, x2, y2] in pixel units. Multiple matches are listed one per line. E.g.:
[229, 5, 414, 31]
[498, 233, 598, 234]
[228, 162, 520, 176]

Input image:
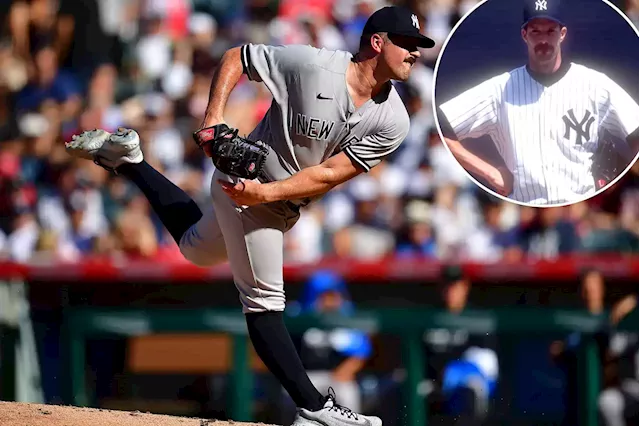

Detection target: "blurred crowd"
[0, 0, 638, 265]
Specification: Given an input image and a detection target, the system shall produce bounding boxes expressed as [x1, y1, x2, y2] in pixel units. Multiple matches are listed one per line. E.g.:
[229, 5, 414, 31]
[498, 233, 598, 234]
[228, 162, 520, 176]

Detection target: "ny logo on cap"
[411, 14, 420, 29]
[535, 0, 547, 11]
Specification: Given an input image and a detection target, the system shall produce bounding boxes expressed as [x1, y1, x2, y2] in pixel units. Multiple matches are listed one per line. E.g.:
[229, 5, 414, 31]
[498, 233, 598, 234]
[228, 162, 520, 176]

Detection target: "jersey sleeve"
[343, 112, 410, 172]
[241, 43, 316, 104]
[439, 76, 501, 141]
[600, 75, 639, 139]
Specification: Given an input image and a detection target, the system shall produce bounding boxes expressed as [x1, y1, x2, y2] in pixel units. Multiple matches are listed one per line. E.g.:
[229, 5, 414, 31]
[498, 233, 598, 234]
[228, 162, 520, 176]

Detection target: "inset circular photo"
[433, 0, 639, 207]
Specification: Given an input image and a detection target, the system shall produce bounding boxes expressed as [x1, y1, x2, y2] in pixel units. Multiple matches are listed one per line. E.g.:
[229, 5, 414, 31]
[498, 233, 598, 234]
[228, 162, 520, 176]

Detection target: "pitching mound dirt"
[0, 401, 274, 426]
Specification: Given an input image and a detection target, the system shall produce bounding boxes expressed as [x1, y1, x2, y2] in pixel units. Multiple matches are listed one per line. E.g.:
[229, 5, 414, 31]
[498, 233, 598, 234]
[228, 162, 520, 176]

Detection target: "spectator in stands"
[286, 270, 373, 421]
[430, 184, 479, 259]
[395, 200, 438, 258]
[427, 125, 471, 190]
[188, 12, 224, 76]
[334, 0, 382, 52]
[95, 0, 137, 68]
[6, 0, 58, 63]
[135, 14, 174, 85]
[389, 84, 431, 174]
[579, 165, 640, 254]
[515, 207, 579, 259]
[1, 179, 39, 262]
[332, 175, 396, 260]
[551, 268, 639, 426]
[0, 45, 23, 142]
[15, 43, 81, 122]
[55, 0, 111, 89]
[299, 13, 347, 51]
[113, 207, 159, 260]
[0, 145, 30, 259]
[284, 205, 325, 264]
[423, 265, 498, 425]
[463, 197, 522, 263]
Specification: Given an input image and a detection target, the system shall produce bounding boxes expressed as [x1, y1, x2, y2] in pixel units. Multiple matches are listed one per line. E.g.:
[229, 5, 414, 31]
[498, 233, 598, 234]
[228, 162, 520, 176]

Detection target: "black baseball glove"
[193, 124, 268, 180]
[591, 137, 623, 189]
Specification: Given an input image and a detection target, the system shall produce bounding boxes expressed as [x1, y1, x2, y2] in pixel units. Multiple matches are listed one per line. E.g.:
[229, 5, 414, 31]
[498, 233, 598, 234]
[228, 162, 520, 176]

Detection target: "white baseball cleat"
[292, 388, 382, 426]
[65, 127, 143, 172]
[64, 128, 111, 160]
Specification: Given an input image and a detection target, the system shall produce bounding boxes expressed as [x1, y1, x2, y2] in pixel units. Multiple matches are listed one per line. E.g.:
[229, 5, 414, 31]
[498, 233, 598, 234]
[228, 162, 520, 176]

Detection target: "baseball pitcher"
[65, 6, 435, 426]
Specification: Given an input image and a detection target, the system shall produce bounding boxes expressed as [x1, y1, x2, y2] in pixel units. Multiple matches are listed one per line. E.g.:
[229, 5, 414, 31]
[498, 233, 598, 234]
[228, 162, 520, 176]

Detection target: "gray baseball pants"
[179, 169, 300, 313]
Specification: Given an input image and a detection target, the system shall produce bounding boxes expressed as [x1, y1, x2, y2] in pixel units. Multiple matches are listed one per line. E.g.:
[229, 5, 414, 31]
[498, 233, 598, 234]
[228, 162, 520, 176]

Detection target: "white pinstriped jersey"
[240, 43, 410, 202]
[440, 62, 639, 205]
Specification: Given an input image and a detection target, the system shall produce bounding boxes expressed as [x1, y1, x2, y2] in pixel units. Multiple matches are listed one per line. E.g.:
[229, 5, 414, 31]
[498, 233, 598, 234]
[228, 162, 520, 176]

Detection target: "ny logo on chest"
[562, 108, 594, 145]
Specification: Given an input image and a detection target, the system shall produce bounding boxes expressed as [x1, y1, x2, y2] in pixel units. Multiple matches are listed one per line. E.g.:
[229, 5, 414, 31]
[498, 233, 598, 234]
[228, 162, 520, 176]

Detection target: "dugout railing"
[0, 256, 638, 426]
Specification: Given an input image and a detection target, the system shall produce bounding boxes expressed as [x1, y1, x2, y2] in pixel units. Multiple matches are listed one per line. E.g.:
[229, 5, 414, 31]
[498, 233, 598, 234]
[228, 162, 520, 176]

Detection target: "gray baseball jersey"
[439, 62, 639, 205]
[179, 43, 411, 313]
[240, 43, 410, 205]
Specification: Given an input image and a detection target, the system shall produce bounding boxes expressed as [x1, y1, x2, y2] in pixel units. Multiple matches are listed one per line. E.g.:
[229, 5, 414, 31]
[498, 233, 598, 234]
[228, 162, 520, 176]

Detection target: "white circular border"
[430, 0, 640, 208]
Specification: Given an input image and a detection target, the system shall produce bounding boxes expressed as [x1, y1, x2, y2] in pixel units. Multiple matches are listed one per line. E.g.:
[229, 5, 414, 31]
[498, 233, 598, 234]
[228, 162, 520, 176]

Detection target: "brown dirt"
[0, 401, 274, 426]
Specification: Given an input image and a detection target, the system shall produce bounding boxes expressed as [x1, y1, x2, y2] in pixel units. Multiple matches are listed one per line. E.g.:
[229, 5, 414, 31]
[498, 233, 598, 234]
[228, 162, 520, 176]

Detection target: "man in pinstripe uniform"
[437, 0, 639, 205]
[66, 6, 434, 426]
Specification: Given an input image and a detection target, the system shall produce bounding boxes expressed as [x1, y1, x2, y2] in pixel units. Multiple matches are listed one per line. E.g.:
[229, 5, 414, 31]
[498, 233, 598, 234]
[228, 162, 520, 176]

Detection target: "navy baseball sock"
[117, 161, 203, 244]
[245, 311, 326, 411]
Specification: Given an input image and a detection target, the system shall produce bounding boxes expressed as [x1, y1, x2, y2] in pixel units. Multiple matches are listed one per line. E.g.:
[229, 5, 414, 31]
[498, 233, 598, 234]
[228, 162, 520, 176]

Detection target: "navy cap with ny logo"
[522, 0, 566, 28]
[362, 6, 435, 48]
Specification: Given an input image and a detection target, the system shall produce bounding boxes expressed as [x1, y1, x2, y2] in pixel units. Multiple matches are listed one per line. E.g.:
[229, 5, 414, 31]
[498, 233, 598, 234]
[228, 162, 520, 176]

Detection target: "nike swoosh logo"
[317, 94, 333, 100]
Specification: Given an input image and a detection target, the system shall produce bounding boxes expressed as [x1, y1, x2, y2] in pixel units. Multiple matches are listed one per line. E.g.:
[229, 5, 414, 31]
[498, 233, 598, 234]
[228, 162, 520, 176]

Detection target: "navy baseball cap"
[362, 6, 435, 48]
[522, 0, 566, 29]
